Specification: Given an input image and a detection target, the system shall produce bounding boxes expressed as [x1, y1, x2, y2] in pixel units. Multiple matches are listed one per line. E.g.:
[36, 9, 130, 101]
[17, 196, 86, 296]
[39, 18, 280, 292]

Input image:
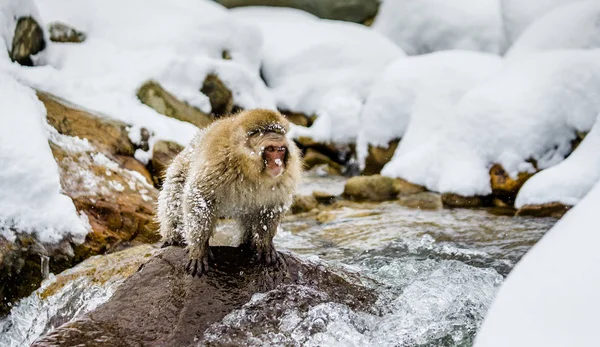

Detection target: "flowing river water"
[1, 176, 556, 346]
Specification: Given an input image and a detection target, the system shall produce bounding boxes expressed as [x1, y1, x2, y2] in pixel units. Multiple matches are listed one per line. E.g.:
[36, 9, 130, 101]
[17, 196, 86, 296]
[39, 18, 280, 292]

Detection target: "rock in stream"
[32, 246, 375, 347]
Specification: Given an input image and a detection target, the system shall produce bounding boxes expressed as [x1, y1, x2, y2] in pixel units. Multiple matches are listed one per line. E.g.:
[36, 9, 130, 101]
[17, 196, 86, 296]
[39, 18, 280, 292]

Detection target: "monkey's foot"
[185, 254, 210, 277]
[254, 244, 281, 266]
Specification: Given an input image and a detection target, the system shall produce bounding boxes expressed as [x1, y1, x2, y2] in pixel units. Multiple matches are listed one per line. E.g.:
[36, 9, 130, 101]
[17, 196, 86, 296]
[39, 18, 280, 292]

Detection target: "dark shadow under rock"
[33, 246, 375, 347]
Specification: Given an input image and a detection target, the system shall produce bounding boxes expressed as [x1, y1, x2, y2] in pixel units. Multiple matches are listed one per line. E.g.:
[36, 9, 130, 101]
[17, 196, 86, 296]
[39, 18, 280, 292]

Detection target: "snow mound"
[506, 1, 600, 60]
[502, 0, 583, 45]
[373, 0, 506, 55]
[474, 179, 600, 347]
[515, 115, 600, 208]
[231, 7, 404, 144]
[12, 0, 275, 147]
[382, 50, 600, 196]
[0, 72, 89, 244]
[356, 50, 502, 167]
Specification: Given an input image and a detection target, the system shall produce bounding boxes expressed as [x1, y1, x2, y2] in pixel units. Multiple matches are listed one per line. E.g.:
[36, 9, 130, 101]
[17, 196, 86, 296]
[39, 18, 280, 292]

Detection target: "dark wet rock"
[489, 164, 534, 205]
[295, 136, 355, 167]
[149, 140, 184, 186]
[313, 190, 338, 205]
[398, 192, 443, 210]
[48, 22, 86, 43]
[516, 202, 570, 219]
[137, 80, 213, 128]
[344, 175, 425, 202]
[442, 193, 491, 208]
[214, 0, 379, 23]
[138, 127, 152, 152]
[363, 139, 399, 175]
[32, 246, 375, 347]
[303, 148, 342, 175]
[290, 194, 319, 214]
[10, 17, 46, 66]
[201, 74, 234, 117]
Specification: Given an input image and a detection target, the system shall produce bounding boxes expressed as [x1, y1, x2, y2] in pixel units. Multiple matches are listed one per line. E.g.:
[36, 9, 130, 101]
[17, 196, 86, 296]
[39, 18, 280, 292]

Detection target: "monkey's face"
[248, 132, 288, 178]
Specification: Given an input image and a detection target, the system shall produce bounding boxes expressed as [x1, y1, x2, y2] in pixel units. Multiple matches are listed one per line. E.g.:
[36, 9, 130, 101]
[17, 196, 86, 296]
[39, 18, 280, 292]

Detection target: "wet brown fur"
[157, 109, 301, 277]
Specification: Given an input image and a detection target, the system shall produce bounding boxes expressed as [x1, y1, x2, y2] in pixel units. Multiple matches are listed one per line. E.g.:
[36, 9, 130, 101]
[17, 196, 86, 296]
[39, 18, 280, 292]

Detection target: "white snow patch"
[356, 50, 502, 167]
[0, 72, 89, 244]
[515, 115, 600, 208]
[474, 179, 600, 347]
[231, 7, 404, 143]
[501, 0, 583, 45]
[373, 0, 506, 55]
[382, 50, 600, 196]
[10, 0, 275, 148]
[506, 1, 600, 60]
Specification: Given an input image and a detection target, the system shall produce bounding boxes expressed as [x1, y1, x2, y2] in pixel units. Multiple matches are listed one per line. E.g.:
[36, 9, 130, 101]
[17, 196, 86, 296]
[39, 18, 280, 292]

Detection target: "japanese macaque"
[157, 109, 302, 277]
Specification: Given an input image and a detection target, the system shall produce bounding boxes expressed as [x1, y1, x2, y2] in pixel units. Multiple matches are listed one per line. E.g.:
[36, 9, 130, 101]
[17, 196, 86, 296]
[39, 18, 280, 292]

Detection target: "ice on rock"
[515, 114, 600, 208]
[231, 7, 404, 143]
[382, 50, 600, 196]
[506, 1, 600, 60]
[373, 0, 506, 55]
[356, 50, 502, 167]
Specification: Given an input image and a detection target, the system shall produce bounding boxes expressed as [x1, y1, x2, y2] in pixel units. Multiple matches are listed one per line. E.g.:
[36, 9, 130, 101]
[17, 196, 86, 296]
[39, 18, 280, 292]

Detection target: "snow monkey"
[157, 109, 302, 277]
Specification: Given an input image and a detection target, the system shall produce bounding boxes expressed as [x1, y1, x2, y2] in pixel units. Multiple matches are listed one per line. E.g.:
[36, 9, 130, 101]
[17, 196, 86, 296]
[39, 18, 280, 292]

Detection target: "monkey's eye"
[277, 147, 286, 153]
[266, 146, 276, 153]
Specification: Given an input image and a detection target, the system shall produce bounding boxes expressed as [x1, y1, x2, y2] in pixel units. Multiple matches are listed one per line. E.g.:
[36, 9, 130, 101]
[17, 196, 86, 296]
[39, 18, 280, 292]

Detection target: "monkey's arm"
[239, 206, 285, 265]
[182, 184, 217, 277]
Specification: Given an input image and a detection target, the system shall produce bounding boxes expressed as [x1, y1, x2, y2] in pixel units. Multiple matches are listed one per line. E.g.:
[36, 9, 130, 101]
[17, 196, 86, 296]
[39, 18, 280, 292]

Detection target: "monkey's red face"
[247, 131, 289, 178]
[263, 143, 287, 177]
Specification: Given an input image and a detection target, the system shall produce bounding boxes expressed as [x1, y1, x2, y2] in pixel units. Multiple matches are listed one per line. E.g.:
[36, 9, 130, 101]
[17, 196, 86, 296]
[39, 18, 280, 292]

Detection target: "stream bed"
[1, 176, 555, 347]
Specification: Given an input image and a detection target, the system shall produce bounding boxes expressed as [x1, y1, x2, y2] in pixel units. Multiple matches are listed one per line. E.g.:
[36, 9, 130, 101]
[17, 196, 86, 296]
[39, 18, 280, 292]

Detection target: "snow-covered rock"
[506, 1, 600, 60]
[382, 50, 600, 197]
[515, 115, 600, 208]
[231, 7, 404, 143]
[373, 0, 506, 55]
[474, 179, 600, 347]
[0, 73, 88, 243]
[356, 50, 502, 168]
[0, 0, 46, 65]
[11, 0, 274, 147]
[501, 0, 583, 45]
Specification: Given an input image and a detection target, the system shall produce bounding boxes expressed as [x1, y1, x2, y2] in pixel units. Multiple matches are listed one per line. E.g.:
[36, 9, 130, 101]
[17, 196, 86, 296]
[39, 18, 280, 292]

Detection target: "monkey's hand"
[185, 247, 211, 277]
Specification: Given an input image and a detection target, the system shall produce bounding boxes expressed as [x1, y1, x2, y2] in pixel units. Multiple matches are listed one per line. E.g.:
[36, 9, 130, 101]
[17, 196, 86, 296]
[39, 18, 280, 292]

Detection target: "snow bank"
[382, 50, 600, 196]
[356, 51, 502, 167]
[12, 0, 274, 147]
[474, 179, 600, 347]
[0, 72, 89, 244]
[373, 0, 506, 55]
[0, 0, 44, 54]
[231, 7, 404, 143]
[502, 0, 583, 44]
[515, 115, 600, 207]
[506, 1, 600, 60]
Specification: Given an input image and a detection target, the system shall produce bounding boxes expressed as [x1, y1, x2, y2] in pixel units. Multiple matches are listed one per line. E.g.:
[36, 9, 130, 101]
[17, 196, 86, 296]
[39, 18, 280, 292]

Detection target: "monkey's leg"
[240, 207, 284, 265]
[182, 186, 216, 277]
[158, 164, 188, 247]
